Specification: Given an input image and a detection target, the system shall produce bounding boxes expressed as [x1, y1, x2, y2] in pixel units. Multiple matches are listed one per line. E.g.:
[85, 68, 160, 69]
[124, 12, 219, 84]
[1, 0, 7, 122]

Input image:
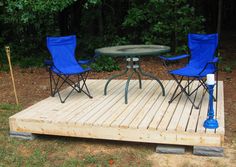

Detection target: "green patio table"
[95, 45, 170, 104]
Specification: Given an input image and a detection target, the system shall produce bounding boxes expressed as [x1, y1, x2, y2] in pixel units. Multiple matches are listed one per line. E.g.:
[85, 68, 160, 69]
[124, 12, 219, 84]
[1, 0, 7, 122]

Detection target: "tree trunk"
[98, 3, 104, 36]
[58, 9, 70, 35]
[217, 0, 222, 47]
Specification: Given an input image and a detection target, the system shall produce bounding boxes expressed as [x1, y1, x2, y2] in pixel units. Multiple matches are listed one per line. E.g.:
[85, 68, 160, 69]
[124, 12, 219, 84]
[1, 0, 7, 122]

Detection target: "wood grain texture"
[9, 79, 224, 147]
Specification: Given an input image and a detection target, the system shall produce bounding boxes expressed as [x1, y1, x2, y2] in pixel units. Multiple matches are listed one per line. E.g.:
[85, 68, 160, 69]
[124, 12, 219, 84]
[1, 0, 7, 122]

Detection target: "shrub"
[90, 55, 120, 72]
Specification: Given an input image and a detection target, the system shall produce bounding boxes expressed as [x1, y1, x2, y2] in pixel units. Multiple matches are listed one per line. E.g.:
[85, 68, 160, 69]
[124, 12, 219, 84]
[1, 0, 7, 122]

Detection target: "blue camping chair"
[45, 36, 98, 67]
[46, 35, 92, 103]
[160, 33, 219, 109]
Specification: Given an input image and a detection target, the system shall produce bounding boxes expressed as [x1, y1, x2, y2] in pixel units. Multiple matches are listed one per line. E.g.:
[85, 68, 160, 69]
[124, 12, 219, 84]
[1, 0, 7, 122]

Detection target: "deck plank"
[121, 81, 169, 128]
[102, 80, 153, 127]
[138, 80, 174, 129]
[176, 82, 199, 132]
[148, 81, 183, 130]
[111, 81, 156, 128]
[157, 81, 188, 131]
[216, 82, 224, 134]
[36, 80, 101, 121]
[94, 80, 151, 127]
[16, 80, 97, 120]
[68, 80, 125, 124]
[196, 92, 208, 133]
[51, 80, 109, 123]
[9, 79, 225, 147]
[167, 82, 194, 131]
[186, 82, 204, 132]
[83, 81, 137, 126]
[129, 81, 169, 129]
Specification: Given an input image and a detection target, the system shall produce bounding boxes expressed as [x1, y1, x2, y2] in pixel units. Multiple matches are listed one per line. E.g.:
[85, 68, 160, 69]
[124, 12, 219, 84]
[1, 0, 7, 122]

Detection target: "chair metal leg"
[169, 76, 195, 103]
[51, 73, 67, 96]
[169, 74, 217, 109]
[64, 74, 92, 99]
[49, 71, 92, 103]
[198, 79, 216, 101]
[54, 75, 74, 103]
[77, 75, 81, 92]
[171, 75, 199, 109]
[169, 76, 183, 103]
[80, 72, 89, 91]
[58, 86, 76, 103]
[187, 77, 190, 95]
[188, 79, 205, 96]
[80, 74, 93, 98]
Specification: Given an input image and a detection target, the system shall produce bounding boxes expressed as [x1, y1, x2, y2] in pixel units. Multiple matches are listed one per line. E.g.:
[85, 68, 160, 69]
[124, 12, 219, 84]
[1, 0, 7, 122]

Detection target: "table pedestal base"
[104, 57, 165, 104]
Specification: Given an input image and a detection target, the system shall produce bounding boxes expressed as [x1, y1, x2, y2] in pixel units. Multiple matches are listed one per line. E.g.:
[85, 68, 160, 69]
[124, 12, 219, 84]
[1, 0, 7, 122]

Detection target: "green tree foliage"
[1, 0, 67, 60]
[0, 0, 101, 67]
[0, 0, 204, 70]
[122, 0, 205, 53]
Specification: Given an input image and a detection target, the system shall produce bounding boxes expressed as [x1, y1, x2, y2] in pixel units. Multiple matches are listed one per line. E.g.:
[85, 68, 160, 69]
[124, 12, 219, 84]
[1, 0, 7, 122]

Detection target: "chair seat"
[170, 66, 215, 77]
[51, 65, 91, 75]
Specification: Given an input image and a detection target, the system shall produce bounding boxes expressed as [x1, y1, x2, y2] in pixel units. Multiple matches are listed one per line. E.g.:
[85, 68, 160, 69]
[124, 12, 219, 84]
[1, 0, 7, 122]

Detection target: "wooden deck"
[9, 79, 224, 147]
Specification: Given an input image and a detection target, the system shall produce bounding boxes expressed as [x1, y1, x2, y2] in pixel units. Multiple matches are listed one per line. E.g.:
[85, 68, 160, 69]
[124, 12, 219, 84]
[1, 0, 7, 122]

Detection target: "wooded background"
[0, 0, 235, 69]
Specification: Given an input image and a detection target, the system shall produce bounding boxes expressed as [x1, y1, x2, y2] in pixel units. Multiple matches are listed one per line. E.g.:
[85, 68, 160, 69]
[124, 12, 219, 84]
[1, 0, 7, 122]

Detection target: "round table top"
[95, 45, 170, 57]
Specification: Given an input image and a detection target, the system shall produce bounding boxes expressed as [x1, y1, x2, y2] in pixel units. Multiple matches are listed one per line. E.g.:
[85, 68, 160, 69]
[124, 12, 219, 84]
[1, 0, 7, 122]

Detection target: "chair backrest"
[188, 33, 218, 69]
[47, 35, 78, 69]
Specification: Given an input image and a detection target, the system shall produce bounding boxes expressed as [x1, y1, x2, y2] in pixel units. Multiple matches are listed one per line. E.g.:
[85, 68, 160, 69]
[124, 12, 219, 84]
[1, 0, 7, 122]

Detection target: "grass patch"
[25, 149, 47, 167]
[84, 154, 97, 164]
[0, 64, 9, 72]
[0, 103, 153, 166]
[0, 103, 21, 111]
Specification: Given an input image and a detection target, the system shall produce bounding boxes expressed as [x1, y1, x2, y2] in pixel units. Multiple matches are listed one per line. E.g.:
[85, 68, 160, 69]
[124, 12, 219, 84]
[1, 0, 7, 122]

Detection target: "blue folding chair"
[45, 38, 98, 67]
[46, 35, 92, 103]
[160, 33, 219, 109]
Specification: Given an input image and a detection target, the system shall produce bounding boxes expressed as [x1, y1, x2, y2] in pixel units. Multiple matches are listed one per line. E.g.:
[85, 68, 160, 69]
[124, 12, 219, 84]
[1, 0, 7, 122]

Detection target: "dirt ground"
[1, 33, 236, 166]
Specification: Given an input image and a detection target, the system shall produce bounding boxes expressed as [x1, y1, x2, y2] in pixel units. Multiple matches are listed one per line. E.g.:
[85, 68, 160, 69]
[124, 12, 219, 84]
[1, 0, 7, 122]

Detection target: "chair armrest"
[159, 54, 190, 61]
[78, 59, 92, 65]
[78, 53, 100, 65]
[209, 57, 219, 64]
[44, 59, 53, 66]
[198, 57, 219, 76]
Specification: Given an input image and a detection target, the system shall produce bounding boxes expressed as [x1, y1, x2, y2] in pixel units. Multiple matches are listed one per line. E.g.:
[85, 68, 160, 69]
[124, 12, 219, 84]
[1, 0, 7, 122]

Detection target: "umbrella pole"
[5, 46, 19, 105]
